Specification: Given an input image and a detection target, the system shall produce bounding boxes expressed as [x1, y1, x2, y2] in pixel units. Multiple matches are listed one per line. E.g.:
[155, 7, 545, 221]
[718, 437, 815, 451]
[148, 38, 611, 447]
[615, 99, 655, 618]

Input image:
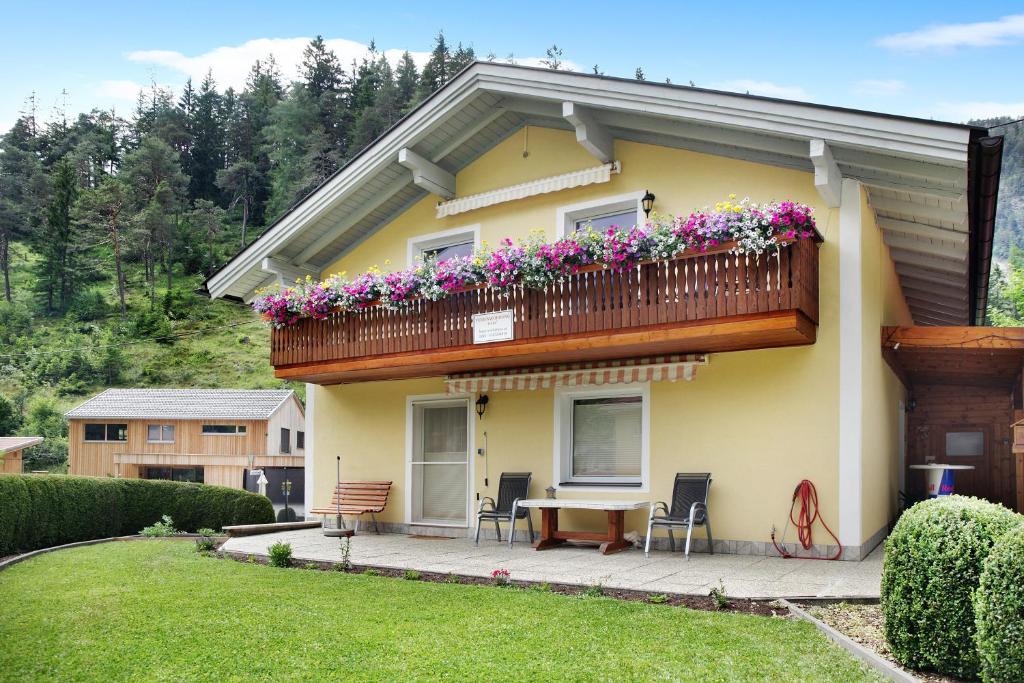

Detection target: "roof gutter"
[967, 133, 1004, 325]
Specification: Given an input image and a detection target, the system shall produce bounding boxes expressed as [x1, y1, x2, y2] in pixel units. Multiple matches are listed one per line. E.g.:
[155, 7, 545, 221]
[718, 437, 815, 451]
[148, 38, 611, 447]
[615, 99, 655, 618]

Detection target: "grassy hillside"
[0, 241, 299, 470]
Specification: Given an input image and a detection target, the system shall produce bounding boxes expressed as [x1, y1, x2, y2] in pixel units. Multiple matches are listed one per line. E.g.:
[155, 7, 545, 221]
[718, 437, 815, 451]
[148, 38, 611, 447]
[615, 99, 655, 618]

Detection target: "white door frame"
[405, 393, 475, 529]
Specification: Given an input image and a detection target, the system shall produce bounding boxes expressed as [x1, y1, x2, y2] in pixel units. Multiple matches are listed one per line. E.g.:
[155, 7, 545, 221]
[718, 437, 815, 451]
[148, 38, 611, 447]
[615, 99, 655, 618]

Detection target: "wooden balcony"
[271, 238, 820, 384]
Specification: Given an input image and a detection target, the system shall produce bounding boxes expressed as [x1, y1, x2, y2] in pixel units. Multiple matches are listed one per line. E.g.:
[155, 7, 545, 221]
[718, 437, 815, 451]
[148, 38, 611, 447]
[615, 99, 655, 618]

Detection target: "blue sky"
[4, 1, 1024, 132]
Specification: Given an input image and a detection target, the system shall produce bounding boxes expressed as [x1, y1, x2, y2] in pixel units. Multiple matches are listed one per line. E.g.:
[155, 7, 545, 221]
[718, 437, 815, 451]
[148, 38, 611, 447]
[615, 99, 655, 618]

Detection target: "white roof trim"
[436, 161, 620, 218]
[206, 62, 977, 303]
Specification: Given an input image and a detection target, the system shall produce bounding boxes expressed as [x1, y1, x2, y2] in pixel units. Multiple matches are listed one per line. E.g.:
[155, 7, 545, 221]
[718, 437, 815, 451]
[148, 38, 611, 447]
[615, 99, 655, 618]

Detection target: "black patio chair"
[645, 473, 713, 560]
[474, 472, 533, 546]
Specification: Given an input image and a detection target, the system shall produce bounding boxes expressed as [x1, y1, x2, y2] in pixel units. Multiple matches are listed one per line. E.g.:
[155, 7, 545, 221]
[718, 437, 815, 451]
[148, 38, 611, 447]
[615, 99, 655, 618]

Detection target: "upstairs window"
[573, 208, 639, 233]
[147, 424, 175, 443]
[296, 431, 305, 450]
[407, 225, 479, 266]
[557, 193, 644, 238]
[280, 428, 291, 454]
[202, 424, 247, 436]
[84, 423, 128, 442]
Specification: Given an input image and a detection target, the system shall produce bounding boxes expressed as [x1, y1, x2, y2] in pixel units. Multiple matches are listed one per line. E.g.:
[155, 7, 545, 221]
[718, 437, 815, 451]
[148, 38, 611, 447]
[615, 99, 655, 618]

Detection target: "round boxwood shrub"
[975, 525, 1024, 682]
[881, 495, 1022, 679]
[0, 474, 275, 555]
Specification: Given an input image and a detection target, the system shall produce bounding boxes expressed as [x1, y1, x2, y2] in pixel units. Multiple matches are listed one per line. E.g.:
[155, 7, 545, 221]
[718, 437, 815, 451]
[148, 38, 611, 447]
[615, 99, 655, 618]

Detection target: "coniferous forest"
[0, 34, 1021, 470]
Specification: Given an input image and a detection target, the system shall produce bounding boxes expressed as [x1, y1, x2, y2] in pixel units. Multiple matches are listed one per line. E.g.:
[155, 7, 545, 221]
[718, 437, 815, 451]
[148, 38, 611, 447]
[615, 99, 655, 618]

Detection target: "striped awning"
[445, 354, 707, 393]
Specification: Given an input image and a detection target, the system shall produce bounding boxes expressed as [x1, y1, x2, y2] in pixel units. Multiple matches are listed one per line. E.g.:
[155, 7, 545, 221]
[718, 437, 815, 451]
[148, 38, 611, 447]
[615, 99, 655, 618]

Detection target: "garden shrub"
[0, 474, 274, 555]
[268, 542, 292, 568]
[974, 525, 1024, 682]
[881, 495, 1022, 679]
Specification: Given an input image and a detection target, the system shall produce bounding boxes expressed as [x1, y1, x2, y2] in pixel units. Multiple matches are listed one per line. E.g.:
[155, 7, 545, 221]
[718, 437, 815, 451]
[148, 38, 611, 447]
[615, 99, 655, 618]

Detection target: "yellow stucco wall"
[859, 184, 911, 543]
[309, 128, 857, 547]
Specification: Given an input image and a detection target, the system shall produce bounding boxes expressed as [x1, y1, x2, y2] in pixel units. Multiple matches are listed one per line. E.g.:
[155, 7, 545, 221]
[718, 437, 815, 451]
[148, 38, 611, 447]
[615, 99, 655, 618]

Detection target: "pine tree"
[395, 51, 419, 113]
[541, 45, 563, 70]
[185, 71, 225, 202]
[35, 158, 79, 312]
[300, 36, 348, 161]
[75, 176, 131, 316]
[188, 198, 226, 274]
[417, 32, 451, 102]
[0, 117, 46, 302]
[216, 160, 257, 249]
[121, 137, 188, 300]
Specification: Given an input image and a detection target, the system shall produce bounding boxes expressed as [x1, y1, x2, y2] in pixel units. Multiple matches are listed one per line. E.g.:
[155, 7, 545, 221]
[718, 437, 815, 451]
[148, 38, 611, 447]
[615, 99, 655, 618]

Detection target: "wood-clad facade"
[884, 327, 1024, 512]
[67, 398, 305, 491]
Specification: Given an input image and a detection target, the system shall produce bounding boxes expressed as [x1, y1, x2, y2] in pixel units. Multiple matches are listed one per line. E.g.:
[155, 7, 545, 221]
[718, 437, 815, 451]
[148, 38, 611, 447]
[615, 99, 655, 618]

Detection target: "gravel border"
[781, 599, 918, 683]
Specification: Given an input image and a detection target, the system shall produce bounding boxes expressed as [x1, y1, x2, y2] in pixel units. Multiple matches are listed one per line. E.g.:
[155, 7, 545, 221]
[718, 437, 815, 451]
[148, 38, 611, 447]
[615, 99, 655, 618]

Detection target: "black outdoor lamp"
[641, 190, 656, 217]
[475, 394, 489, 419]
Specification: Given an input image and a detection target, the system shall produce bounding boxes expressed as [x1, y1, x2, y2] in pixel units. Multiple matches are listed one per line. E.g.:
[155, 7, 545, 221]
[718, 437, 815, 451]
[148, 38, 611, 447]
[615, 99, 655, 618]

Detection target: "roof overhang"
[205, 62, 1002, 325]
[0, 437, 44, 454]
[883, 326, 1024, 388]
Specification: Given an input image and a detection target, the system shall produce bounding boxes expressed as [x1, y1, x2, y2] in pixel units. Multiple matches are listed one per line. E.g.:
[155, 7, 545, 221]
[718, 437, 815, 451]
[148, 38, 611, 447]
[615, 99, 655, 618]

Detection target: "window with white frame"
[555, 385, 649, 488]
[557, 193, 643, 238]
[146, 424, 175, 443]
[407, 225, 479, 266]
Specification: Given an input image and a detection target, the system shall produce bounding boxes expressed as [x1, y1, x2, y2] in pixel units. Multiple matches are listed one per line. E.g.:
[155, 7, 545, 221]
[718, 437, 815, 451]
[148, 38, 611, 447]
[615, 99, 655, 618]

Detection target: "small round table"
[909, 464, 976, 497]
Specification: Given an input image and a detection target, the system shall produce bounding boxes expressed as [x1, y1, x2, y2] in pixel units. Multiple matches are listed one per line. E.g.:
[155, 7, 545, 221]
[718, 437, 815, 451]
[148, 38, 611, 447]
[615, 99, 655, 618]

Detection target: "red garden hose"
[770, 479, 843, 560]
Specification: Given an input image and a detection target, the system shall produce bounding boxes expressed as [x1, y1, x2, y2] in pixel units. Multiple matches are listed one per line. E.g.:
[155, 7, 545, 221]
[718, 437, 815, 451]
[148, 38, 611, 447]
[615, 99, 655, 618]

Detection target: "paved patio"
[222, 529, 882, 599]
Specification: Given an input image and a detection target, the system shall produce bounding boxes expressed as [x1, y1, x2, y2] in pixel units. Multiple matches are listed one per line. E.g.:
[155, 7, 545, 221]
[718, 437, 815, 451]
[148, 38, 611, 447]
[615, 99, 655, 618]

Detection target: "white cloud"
[876, 14, 1024, 51]
[95, 79, 147, 101]
[127, 36, 580, 92]
[128, 37, 431, 90]
[710, 79, 809, 100]
[933, 100, 1024, 123]
[853, 79, 907, 96]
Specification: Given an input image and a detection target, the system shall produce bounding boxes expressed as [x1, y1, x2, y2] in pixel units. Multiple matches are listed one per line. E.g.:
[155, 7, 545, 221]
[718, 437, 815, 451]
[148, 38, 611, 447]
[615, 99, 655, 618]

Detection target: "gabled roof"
[65, 389, 300, 421]
[205, 61, 1002, 326]
[0, 437, 44, 454]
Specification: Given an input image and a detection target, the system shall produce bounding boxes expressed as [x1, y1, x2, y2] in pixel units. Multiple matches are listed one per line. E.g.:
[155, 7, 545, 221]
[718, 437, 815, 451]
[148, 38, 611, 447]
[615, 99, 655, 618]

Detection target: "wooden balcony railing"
[271, 238, 819, 383]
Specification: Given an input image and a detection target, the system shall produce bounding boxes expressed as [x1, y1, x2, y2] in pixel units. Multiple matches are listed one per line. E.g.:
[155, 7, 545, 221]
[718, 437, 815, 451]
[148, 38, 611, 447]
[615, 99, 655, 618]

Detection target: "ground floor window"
[142, 466, 204, 483]
[555, 385, 649, 489]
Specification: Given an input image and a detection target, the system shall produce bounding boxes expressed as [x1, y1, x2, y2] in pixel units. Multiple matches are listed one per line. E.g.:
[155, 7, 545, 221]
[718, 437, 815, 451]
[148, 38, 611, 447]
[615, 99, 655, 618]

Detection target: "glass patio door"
[410, 400, 469, 525]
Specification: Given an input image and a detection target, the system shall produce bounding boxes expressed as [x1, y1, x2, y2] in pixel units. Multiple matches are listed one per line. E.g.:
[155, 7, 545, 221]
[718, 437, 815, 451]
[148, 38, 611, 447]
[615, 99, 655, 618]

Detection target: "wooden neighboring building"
[0, 437, 44, 474]
[66, 389, 305, 497]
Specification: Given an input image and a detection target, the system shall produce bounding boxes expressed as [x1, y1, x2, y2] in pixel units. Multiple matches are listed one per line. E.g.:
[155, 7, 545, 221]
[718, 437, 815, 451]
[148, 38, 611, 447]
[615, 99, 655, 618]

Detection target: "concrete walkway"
[223, 529, 882, 599]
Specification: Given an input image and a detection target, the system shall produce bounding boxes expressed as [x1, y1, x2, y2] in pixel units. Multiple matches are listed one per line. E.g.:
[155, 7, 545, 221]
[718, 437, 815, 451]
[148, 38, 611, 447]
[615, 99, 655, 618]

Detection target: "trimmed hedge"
[975, 525, 1024, 682]
[0, 474, 274, 555]
[881, 495, 1023, 679]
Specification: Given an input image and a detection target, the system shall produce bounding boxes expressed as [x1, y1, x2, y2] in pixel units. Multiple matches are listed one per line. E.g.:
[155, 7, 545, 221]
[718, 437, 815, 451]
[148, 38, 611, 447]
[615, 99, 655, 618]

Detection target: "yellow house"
[206, 63, 1005, 560]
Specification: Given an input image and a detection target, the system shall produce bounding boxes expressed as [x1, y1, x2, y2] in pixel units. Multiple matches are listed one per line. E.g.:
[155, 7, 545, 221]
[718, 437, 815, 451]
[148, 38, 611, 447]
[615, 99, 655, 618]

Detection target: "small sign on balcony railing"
[473, 310, 514, 344]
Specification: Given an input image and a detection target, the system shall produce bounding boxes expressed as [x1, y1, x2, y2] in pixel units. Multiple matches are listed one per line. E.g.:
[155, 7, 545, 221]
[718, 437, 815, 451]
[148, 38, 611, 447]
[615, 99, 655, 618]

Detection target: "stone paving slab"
[222, 529, 882, 599]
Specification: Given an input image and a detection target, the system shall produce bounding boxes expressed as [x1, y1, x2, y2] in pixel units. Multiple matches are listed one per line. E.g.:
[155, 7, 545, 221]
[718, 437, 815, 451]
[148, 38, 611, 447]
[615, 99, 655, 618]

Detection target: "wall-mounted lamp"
[641, 190, 656, 217]
[475, 394, 489, 419]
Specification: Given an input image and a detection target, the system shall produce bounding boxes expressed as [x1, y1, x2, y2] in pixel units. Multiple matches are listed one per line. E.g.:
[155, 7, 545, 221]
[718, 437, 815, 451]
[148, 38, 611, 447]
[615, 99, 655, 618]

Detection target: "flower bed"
[253, 197, 819, 328]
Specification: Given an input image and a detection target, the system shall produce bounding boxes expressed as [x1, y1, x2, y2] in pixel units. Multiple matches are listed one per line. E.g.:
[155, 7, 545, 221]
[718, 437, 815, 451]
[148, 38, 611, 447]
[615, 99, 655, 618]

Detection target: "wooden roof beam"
[869, 195, 967, 229]
[889, 248, 968, 275]
[562, 102, 614, 163]
[810, 139, 841, 208]
[883, 233, 967, 262]
[883, 326, 1024, 350]
[878, 217, 967, 246]
[398, 148, 455, 199]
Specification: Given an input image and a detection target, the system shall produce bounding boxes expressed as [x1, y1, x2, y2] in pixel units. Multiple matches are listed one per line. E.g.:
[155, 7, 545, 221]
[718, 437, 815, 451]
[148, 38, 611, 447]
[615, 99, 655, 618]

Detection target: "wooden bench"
[309, 481, 392, 533]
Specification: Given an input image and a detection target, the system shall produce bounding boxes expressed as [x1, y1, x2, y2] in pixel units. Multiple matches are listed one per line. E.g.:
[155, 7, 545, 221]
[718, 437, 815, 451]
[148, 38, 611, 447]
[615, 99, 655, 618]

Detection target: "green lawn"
[0, 541, 878, 682]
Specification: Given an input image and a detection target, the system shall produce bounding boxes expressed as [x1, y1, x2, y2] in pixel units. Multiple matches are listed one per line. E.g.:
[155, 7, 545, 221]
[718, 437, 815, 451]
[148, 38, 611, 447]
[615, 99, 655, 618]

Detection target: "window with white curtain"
[555, 385, 649, 488]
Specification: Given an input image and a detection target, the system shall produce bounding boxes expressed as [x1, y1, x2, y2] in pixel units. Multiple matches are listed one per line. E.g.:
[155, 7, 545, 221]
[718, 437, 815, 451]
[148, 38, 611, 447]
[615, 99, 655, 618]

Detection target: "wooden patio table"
[513, 499, 650, 555]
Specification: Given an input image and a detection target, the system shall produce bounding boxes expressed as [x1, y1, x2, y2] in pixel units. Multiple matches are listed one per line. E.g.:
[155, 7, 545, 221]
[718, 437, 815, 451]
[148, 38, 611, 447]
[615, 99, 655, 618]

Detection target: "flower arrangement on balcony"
[253, 197, 817, 327]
